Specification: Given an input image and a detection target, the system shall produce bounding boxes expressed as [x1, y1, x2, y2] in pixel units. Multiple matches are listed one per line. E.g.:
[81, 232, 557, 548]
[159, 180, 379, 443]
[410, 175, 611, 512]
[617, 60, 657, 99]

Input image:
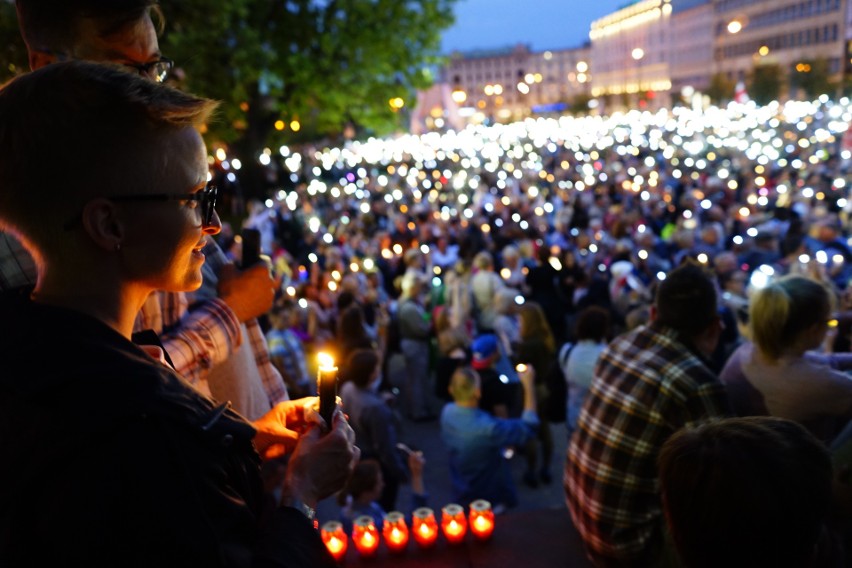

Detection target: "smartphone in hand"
[240, 228, 261, 269]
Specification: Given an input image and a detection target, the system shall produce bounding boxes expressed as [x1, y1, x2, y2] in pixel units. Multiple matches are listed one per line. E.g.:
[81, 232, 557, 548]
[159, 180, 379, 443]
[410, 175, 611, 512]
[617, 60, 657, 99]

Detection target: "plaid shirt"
[134, 293, 288, 409]
[134, 292, 241, 397]
[564, 323, 730, 562]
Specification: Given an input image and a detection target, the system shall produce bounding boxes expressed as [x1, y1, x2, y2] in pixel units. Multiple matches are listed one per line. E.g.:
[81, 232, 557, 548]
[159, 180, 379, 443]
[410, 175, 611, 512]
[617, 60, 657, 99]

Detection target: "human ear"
[80, 198, 125, 252]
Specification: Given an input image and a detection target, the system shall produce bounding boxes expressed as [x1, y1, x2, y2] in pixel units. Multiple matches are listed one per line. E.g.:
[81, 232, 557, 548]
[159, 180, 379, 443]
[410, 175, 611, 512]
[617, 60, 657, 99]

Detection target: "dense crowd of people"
[216, 96, 852, 565]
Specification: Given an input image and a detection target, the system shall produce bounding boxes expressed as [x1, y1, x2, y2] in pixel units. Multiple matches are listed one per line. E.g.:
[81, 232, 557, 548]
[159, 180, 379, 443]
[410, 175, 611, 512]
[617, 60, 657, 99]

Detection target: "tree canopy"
[159, 0, 456, 178]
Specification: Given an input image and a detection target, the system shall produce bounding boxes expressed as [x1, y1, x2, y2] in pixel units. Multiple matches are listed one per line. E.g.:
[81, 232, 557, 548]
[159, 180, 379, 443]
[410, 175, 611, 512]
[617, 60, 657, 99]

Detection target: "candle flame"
[328, 536, 344, 554]
[317, 352, 335, 369]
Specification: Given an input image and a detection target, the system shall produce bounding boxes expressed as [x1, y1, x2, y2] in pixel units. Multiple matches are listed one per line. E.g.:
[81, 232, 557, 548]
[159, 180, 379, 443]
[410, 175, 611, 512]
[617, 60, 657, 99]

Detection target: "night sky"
[441, 0, 633, 54]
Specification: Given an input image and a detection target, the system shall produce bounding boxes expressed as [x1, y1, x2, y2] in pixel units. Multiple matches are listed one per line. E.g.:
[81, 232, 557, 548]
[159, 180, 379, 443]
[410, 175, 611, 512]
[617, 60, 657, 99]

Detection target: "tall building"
[589, 0, 675, 110]
[713, 0, 848, 98]
[671, 0, 714, 97]
[443, 43, 592, 123]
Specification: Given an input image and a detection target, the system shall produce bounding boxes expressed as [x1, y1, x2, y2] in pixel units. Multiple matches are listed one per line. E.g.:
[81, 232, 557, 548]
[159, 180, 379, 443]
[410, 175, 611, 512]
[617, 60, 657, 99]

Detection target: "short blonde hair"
[749, 275, 832, 360]
[0, 60, 217, 255]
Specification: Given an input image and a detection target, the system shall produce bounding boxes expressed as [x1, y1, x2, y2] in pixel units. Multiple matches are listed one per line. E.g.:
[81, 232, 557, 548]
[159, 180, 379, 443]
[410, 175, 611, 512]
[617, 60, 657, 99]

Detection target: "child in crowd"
[337, 453, 428, 535]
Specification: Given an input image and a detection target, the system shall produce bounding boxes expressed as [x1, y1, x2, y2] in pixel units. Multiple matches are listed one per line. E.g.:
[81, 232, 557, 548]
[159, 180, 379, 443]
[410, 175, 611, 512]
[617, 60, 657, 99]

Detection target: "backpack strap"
[558, 341, 574, 370]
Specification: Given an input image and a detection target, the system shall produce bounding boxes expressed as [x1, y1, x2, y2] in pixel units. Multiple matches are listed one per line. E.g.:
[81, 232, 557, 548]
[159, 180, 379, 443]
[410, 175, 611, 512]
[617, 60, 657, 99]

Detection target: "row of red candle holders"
[320, 500, 496, 561]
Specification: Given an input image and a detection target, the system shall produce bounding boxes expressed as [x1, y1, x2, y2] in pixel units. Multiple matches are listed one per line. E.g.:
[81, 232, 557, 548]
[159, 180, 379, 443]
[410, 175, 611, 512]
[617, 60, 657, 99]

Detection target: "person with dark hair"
[658, 417, 837, 568]
[340, 348, 410, 512]
[335, 303, 377, 364]
[336, 455, 428, 536]
[0, 60, 358, 566]
[514, 302, 558, 487]
[565, 262, 731, 567]
[563, 306, 610, 435]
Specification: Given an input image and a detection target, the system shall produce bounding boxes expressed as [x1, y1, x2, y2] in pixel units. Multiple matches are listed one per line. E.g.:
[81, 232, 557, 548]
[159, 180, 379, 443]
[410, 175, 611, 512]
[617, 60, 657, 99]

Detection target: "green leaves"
[159, 0, 457, 150]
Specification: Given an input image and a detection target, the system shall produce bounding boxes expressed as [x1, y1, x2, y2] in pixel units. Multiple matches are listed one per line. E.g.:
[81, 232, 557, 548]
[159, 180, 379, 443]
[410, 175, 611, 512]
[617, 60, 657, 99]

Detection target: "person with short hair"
[340, 348, 410, 511]
[396, 272, 434, 421]
[11, 0, 289, 422]
[563, 306, 610, 435]
[720, 274, 852, 444]
[565, 262, 731, 567]
[440, 365, 539, 511]
[0, 60, 358, 567]
[658, 416, 836, 568]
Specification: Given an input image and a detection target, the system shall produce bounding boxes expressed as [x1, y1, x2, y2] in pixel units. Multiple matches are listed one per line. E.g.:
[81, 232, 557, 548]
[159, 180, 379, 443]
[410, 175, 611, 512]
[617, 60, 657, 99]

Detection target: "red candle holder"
[382, 511, 409, 553]
[320, 521, 348, 562]
[441, 503, 468, 544]
[412, 507, 439, 548]
[468, 499, 495, 541]
[352, 515, 380, 557]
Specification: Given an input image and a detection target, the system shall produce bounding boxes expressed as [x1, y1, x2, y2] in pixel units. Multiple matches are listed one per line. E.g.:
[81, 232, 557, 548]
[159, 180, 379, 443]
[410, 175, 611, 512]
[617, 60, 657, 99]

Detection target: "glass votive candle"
[382, 511, 409, 553]
[352, 515, 380, 557]
[441, 503, 468, 544]
[412, 507, 439, 548]
[468, 499, 495, 541]
[320, 521, 348, 562]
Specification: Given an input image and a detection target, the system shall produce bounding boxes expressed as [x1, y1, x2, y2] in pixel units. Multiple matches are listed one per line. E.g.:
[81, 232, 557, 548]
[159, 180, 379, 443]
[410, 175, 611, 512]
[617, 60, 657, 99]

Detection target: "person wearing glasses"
[0, 60, 358, 567]
[8, 0, 291, 422]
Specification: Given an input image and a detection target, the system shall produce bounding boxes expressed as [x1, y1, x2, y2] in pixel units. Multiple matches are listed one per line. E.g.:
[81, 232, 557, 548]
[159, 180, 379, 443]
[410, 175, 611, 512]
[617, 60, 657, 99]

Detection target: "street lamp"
[727, 20, 743, 34]
[632, 48, 645, 107]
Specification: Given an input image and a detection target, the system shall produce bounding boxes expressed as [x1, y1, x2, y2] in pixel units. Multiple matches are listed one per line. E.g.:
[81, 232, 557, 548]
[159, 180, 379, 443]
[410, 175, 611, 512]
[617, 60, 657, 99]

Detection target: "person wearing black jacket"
[0, 61, 358, 567]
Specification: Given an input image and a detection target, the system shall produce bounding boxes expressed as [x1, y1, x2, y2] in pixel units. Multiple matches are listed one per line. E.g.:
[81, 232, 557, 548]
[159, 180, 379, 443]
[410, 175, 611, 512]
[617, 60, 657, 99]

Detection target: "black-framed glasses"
[120, 57, 174, 83]
[63, 183, 218, 231]
[110, 183, 218, 225]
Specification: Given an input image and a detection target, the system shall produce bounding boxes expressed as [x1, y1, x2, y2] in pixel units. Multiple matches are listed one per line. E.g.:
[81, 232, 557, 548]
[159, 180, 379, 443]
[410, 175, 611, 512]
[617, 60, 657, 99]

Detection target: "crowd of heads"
[221, 95, 852, 365]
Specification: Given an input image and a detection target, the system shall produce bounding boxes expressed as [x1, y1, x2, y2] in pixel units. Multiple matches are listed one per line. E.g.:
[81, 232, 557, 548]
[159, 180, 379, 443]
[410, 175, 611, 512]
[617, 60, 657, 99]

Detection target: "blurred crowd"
[209, 96, 852, 539]
[219, 96, 852, 387]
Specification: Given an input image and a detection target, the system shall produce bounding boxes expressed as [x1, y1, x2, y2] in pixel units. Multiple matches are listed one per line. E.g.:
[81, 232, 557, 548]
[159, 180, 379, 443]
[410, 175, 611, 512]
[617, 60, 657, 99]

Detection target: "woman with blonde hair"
[720, 275, 852, 444]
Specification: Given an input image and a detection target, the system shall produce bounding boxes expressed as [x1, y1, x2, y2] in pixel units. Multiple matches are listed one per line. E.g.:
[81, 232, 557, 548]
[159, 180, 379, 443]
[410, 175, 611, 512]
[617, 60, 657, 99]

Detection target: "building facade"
[443, 43, 592, 123]
[589, 0, 675, 109]
[425, 0, 852, 131]
[713, 0, 848, 98]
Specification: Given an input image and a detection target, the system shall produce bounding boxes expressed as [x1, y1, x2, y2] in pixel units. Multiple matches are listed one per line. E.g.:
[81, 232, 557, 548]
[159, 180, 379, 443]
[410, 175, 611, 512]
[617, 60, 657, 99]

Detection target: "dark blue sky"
[441, 0, 632, 54]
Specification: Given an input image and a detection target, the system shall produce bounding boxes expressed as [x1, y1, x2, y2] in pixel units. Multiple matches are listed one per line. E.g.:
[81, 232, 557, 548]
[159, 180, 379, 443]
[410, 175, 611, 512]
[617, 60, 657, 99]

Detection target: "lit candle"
[441, 504, 467, 545]
[352, 515, 380, 557]
[468, 499, 495, 541]
[412, 507, 438, 548]
[320, 521, 348, 562]
[382, 511, 409, 553]
[317, 352, 338, 432]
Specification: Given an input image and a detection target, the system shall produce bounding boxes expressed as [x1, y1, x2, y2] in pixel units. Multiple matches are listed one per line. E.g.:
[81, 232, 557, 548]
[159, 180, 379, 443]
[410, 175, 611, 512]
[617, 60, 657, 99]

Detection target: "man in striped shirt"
[565, 262, 731, 567]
